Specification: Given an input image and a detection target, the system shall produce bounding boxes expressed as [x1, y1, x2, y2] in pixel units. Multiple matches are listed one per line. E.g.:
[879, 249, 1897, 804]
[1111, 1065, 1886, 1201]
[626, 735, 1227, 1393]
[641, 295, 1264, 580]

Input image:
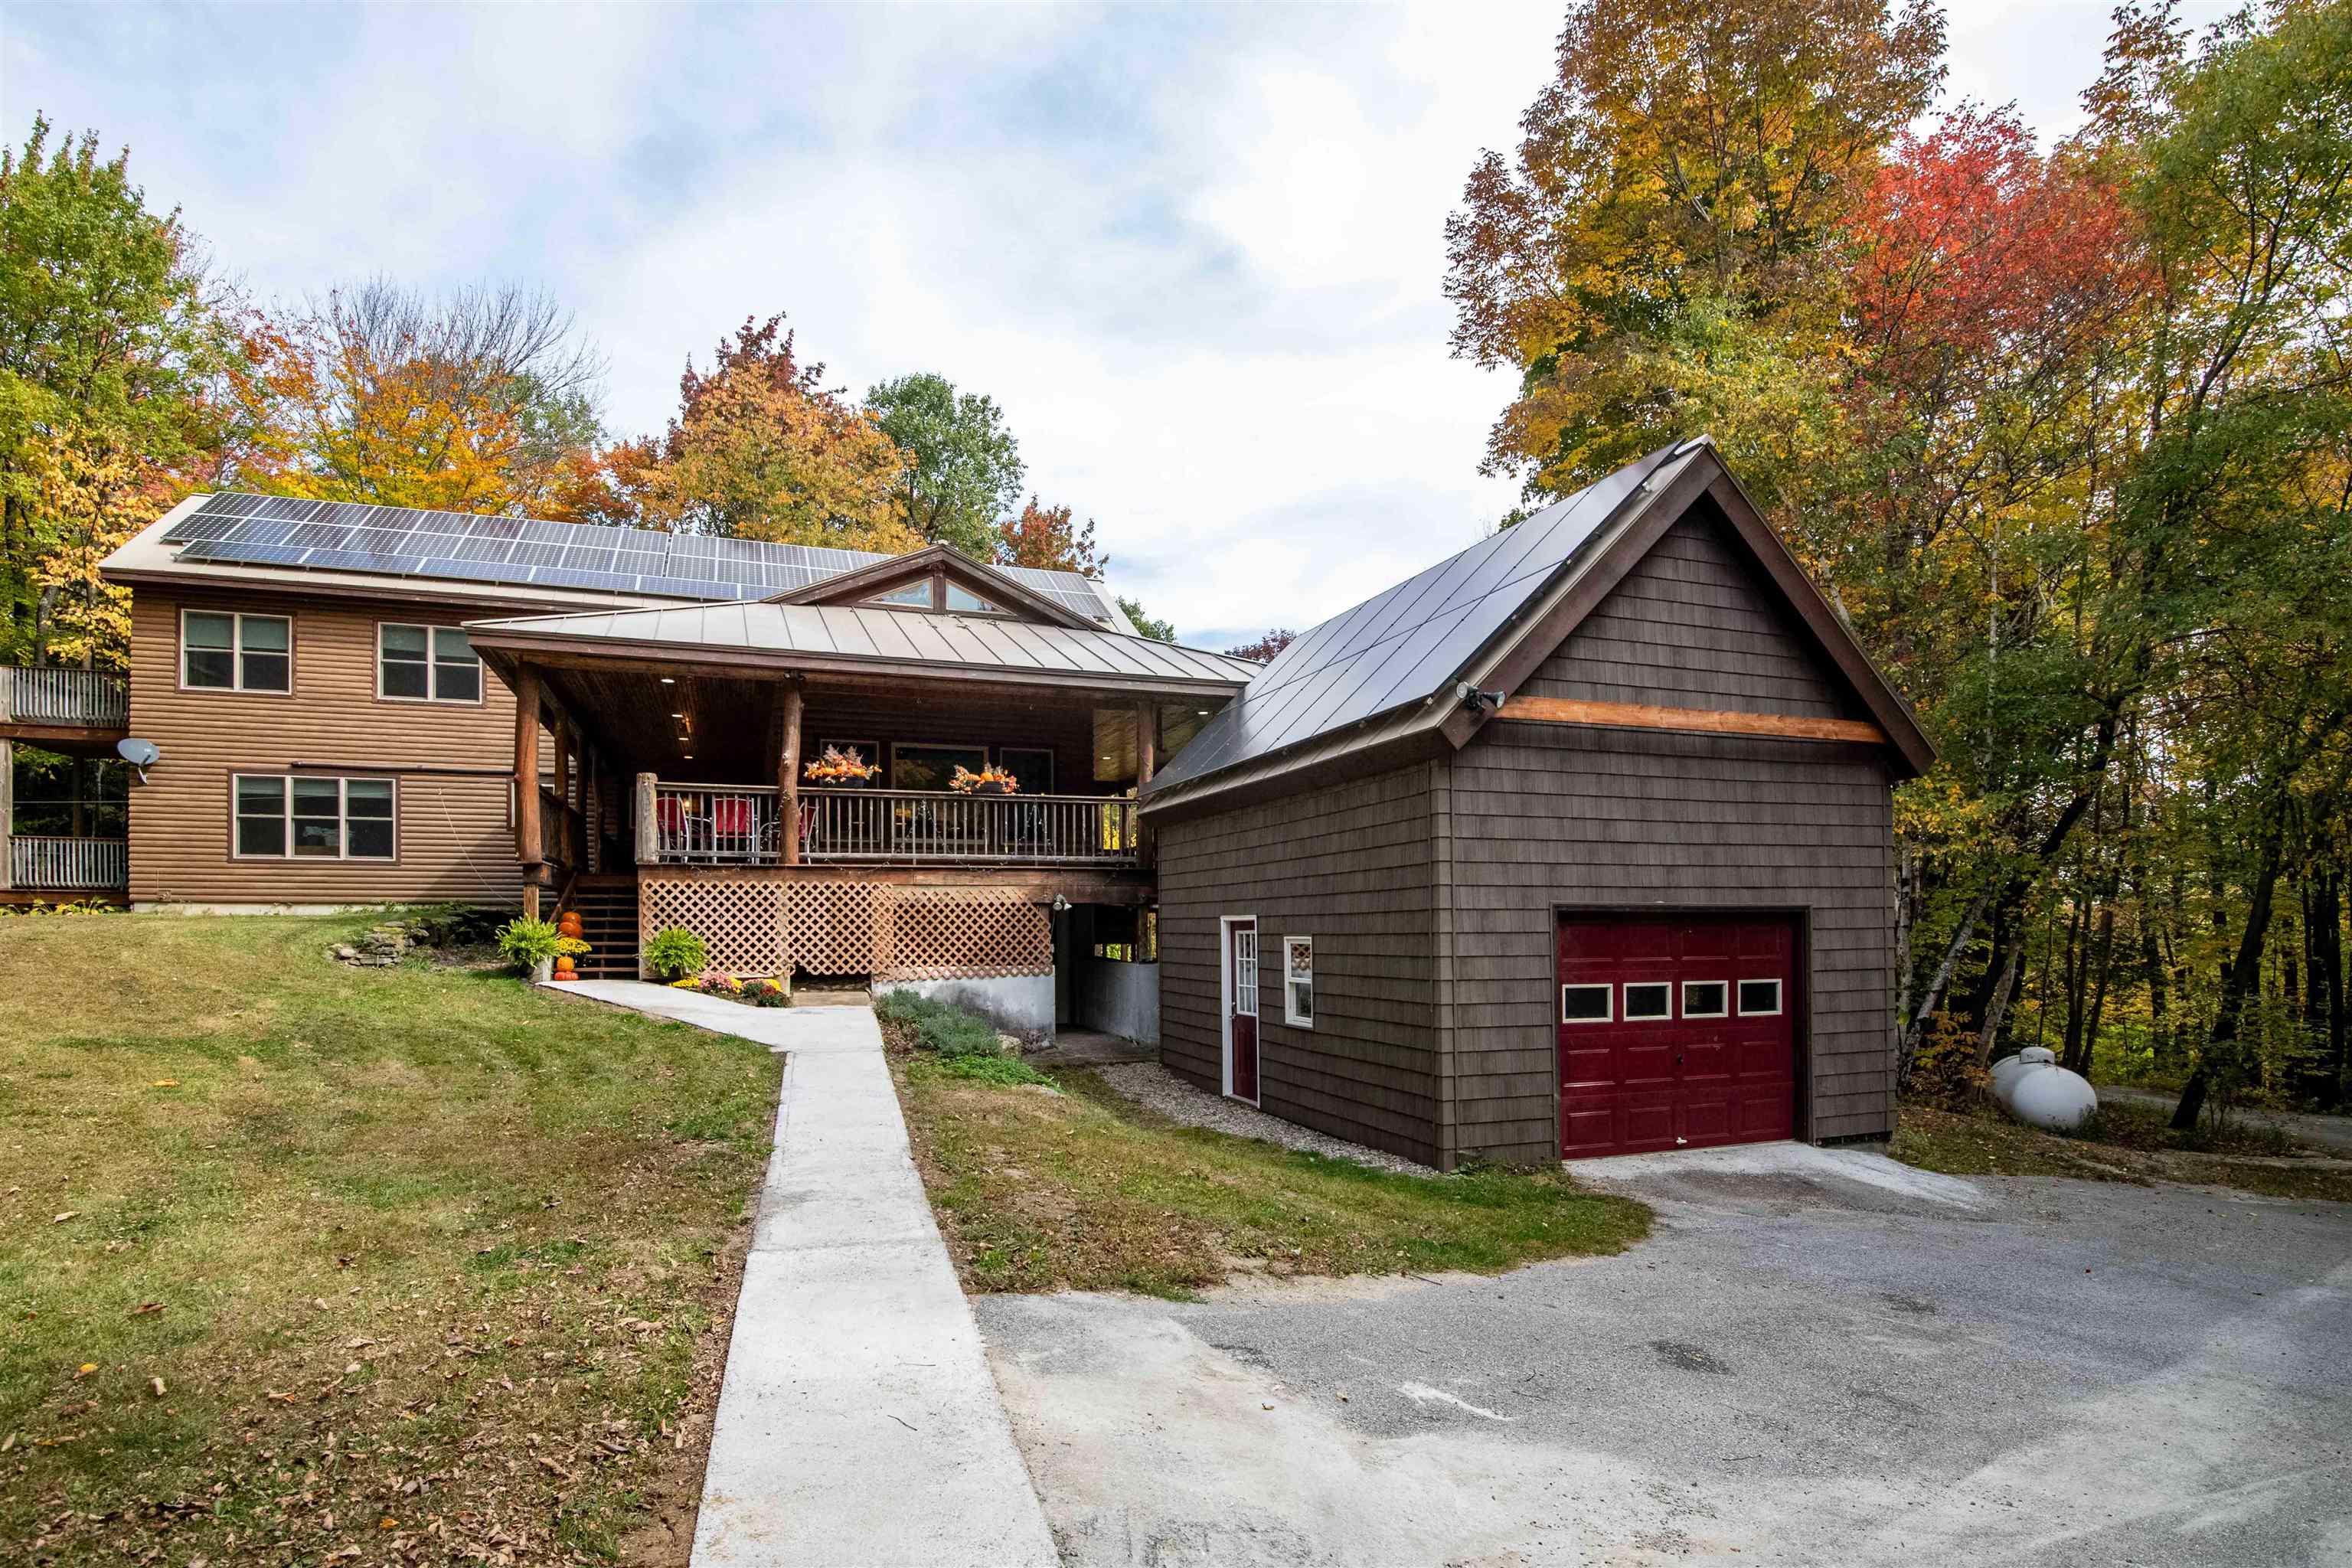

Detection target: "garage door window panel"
[1681, 981, 1729, 1019]
[1560, 984, 1612, 1023]
[1623, 982, 1671, 1021]
[1738, 979, 1782, 1017]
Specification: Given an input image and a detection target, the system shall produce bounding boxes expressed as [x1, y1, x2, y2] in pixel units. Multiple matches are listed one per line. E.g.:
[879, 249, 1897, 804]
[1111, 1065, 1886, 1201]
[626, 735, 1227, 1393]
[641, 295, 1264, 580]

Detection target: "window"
[996, 746, 1055, 793]
[1623, 982, 1671, 1021]
[1737, 978, 1783, 1017]
[183, 611, 290, 692]
[1561, 984, 1612, 1024]
[1681, 980, 1729, 1018]
[380, 624, 482, 702]
[943, 582, 1003, 614]
[1282, 936, 1314, 1027]
[891, 743, 988, 792]
[864, 580, 933, 609]
[233, 775, 396, 860]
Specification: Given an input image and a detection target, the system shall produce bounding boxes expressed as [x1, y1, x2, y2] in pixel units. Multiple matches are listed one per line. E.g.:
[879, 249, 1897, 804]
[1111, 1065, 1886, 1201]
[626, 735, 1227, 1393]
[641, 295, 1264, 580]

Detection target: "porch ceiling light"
[660, 677, 675, 684]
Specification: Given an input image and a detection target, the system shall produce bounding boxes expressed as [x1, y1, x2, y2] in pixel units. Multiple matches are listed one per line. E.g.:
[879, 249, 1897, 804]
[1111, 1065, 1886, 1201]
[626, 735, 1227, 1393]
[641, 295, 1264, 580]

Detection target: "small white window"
[1561, 984, 1612, 1024]
[1282, 936, 1314, 1027]
[380, 623, 482, 703]
[1623, 982, 1671, 1020]
[1737, 978, 1783, 1017]
[183, 610, 291, 692]
[1681, 980, 1729, 1018]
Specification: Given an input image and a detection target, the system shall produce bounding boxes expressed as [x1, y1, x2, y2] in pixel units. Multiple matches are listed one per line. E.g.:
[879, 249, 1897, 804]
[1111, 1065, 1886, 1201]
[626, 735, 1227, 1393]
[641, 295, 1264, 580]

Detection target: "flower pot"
[970, 780, 1010, 795]
[531, 958, 554, 984]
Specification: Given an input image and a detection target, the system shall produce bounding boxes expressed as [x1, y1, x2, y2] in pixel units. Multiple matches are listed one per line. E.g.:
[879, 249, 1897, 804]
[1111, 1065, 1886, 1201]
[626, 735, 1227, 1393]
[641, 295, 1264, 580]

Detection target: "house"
[47, 435, 1929, 1170]
[64, 491, 1248, 1037]
[1138, 438, 1934, 1169]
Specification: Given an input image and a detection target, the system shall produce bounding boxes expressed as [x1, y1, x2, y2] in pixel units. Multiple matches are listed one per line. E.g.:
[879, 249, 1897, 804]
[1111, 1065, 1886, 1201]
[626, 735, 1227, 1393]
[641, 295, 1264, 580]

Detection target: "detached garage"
[1141, 437, 1935, 1171]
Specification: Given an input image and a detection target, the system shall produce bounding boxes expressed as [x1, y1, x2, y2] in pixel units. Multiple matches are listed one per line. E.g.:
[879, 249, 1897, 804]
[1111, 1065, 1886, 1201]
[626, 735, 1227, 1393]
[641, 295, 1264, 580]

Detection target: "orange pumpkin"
[557, 910, 584, 938]
[554, 955, 578, 979]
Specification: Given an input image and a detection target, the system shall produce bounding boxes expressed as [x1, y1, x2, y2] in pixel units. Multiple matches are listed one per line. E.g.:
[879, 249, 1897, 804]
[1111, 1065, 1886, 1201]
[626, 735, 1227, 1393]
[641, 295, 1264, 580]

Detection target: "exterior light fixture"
[660, 677, 675, 684]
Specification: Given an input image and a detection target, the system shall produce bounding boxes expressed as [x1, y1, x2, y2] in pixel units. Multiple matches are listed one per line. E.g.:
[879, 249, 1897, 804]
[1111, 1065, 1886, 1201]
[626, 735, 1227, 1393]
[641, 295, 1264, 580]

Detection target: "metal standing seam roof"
[1142, 440, 1700, 806]
[152, 491, 1138, 630]
[460, 600, 1264, 687]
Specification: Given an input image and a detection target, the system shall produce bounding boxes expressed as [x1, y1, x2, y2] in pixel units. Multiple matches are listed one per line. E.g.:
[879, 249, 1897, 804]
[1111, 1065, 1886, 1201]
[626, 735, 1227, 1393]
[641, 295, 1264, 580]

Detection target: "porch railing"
[4, 667, 128, 728]
[9, 835, 128, 890]
[643, 782, 1140, 867]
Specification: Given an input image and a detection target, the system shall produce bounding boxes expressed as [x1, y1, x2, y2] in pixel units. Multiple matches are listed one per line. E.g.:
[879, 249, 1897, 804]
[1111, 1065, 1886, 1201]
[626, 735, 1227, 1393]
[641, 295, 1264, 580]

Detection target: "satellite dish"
[116, 737, 159, 783]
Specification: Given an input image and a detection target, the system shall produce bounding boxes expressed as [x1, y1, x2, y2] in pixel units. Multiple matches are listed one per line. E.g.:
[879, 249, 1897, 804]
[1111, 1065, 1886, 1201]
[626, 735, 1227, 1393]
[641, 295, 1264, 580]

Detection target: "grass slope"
[891, 1042, 1650, 1298]
[0, 913, 780, 1565]
[1893, 1102, 2352, 1203]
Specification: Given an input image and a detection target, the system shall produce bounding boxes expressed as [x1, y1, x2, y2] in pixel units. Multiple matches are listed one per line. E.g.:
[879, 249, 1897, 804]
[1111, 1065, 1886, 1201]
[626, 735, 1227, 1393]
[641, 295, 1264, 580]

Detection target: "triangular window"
[943, 582, 1004, 614]
[862, 580, 933, 609]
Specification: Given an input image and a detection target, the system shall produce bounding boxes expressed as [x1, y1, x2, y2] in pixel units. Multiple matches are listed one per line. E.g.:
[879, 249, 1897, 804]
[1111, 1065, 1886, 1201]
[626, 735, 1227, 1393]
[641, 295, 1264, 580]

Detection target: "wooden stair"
[569, 873, 640, 978]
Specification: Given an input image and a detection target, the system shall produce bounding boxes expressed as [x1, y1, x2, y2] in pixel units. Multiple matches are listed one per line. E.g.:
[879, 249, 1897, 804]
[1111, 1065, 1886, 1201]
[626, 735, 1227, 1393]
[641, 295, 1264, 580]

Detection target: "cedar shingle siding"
[1157, 763, 1444, 1166]
[1156, 510, 1898, 1168]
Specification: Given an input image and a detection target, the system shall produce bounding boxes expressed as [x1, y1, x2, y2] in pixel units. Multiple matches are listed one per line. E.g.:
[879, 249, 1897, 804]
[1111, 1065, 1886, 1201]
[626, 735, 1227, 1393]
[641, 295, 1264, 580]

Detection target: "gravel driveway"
[977, 1142, 2352, 1567]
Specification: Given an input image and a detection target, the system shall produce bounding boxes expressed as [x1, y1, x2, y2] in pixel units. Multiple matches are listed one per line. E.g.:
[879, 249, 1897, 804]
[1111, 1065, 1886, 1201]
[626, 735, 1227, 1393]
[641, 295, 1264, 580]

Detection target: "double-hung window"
[234, 775, 395, 860]
[380, 624, 482, 702]
[1282, 936, 1314, 1027]
[182, 611, 291, 692]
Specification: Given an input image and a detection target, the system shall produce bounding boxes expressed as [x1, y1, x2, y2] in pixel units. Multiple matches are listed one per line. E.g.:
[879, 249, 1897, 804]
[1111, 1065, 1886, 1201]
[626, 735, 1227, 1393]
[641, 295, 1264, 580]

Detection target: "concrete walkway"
[554, 980, 1057, 1568]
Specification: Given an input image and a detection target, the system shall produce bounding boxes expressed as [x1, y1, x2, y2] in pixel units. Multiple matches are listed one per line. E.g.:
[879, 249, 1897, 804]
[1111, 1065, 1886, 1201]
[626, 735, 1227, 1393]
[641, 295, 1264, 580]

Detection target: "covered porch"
[2, 667, 130, 903]
[466, 612, 1241, 995]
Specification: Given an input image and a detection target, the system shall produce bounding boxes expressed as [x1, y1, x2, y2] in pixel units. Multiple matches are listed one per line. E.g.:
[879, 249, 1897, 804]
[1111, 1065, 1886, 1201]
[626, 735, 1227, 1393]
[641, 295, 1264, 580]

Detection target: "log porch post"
[777, 679, 804, 866]
[513, 662, 547, 918]
[634, 773, 658, 865]
[1133, 699, 1155, 866]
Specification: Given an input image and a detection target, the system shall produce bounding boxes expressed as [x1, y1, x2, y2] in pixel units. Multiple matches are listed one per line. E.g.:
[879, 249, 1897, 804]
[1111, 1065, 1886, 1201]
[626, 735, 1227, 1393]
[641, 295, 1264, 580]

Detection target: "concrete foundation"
[1075, 958, 1158, 1044]
[877, 972, 1055, 1038]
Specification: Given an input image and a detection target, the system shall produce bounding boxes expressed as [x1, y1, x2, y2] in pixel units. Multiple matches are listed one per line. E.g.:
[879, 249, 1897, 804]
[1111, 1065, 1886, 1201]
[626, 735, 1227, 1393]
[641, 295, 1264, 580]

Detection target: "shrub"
[495, 917, 586, 972]
[645, 926, 710, 982]
[1906, 1014, 1990, 1111]
[931, 1051, 1051, 1086]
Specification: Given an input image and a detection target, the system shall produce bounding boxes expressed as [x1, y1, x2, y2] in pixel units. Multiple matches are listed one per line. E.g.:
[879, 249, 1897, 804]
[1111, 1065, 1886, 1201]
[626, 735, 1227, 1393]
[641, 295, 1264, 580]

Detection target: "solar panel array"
[1146, 442, 1694, 798]
[161, 492, 1125, 624]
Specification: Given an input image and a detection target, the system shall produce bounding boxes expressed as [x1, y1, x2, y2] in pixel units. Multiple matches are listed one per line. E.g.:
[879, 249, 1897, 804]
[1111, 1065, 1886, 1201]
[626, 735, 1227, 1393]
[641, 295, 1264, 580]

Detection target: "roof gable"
[1142, 439, 1933, 814]
[767, 543, 1101, 632]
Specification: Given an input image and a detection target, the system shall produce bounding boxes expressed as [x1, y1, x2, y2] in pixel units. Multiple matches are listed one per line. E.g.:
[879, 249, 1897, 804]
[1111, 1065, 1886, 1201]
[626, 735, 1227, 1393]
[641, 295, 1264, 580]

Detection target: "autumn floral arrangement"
[667, 971, 791, 1008]
[948, 763, 1020, 795]
[802, 745, 880, 785]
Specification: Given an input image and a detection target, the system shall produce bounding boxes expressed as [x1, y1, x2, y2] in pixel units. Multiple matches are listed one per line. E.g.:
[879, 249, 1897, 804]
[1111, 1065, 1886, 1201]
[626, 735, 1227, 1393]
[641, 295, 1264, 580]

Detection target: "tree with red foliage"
[995, 494, 1103, 577]
[1225, 629, 1294, 663]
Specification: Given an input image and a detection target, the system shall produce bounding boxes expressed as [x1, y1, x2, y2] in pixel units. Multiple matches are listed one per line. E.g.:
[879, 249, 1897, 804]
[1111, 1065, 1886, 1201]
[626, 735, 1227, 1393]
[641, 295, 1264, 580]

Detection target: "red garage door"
[1557, 913, 1797, 1159]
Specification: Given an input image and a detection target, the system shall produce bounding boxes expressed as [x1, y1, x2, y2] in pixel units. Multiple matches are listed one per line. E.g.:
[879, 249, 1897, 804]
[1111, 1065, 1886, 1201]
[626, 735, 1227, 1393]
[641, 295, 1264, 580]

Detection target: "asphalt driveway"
[976, 1143, 2352, 1567]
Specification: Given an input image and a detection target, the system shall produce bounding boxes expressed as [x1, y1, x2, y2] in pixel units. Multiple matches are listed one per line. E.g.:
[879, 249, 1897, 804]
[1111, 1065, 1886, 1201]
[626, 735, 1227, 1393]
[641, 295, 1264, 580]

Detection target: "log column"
[1133, 699, 1156, 867]
[777, 680, 804, 866]
[513, 662, 548, 919]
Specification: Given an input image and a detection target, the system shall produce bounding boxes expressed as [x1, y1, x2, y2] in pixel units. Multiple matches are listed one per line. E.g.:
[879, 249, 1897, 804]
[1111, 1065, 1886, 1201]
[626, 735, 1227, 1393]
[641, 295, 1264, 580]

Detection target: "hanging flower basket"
[949, 764, 1020, 795]
[803, 745, 880, 786]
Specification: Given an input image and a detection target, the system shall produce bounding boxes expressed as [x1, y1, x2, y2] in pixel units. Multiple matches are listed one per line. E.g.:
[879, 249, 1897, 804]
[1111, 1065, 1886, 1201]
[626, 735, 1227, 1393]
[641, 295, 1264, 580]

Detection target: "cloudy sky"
[5, 1, 2230, 648]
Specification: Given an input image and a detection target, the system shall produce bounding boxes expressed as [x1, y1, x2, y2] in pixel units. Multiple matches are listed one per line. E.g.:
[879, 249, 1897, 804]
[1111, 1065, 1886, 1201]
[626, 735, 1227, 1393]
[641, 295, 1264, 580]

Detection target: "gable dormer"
[763, 543, 1099, 630]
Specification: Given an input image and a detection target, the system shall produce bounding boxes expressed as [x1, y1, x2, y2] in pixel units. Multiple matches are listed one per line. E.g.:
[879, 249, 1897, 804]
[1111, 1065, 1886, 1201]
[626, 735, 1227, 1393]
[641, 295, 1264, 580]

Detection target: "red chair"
[710, 796, 756, 853]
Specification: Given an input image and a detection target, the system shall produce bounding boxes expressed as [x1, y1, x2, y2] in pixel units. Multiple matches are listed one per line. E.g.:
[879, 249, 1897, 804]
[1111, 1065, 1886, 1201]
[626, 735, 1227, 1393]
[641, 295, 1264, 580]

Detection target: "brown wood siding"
[1521, 512, 1860, 720]
[1155, 763, 1442, 1167]
[1447, 514, 1896, 1161]
[126, 587, 522, 906]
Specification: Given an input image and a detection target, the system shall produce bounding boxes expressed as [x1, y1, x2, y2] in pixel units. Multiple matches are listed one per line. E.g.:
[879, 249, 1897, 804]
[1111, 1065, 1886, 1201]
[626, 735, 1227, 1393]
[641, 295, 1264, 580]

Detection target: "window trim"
[1736, 978, 1784, 1018]
[230, 772, 399, 862]
[1622, 981, 1672, 1021]
[376, 622, 485, 706]
[1281, 935, 1314, 1028]
[1681, 979, 1730, 1019]
[179, 609, 295, 695]
[1560, 983, 1613, 1024]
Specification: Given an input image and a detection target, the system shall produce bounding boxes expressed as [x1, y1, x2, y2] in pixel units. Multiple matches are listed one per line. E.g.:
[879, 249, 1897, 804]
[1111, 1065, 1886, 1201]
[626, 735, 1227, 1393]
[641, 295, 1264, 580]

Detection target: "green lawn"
[0, 913, 781, 1566]
[889, 1034, 1651, 1298]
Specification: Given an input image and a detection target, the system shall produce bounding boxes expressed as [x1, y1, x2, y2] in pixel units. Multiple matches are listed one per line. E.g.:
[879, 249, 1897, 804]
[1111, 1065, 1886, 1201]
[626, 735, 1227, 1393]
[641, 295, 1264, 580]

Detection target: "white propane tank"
[1991, 1047, 2099, 1132]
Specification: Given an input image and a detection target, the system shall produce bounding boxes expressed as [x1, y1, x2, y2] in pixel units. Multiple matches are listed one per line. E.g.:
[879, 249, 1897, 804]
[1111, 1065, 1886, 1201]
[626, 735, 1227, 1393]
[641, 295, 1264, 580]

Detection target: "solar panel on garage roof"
[160, 491, 1134, 624]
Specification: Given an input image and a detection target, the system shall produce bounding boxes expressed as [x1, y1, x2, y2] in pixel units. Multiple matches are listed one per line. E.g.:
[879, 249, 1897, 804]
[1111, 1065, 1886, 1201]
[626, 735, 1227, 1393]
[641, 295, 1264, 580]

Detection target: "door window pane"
[185, 612, 234, 688]
[1623, 982, 1671, 1020]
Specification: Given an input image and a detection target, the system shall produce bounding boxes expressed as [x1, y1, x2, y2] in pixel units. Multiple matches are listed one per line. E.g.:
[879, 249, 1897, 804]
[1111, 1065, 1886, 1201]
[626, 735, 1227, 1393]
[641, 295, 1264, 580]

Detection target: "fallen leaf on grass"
[53, 1212, 77, 1223]
[129, 1301, 163, 1315]
[75, 1363, 97, 1377]
[152, 1377, 167, 1396]
[152, 1080, 180, 1088]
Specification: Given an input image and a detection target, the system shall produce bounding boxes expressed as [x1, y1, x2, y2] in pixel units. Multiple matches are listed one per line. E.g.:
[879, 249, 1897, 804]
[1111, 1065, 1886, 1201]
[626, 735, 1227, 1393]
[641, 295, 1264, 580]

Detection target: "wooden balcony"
[638, 781, 1141, 868]
[2, 666, 129, 756]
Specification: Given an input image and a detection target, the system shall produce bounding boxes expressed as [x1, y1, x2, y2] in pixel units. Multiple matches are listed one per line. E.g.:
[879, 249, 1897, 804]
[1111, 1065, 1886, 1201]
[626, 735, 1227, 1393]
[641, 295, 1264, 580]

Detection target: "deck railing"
[8, 835, 127, 890]
[643, 782, 1139, 867]
[3, 667, 128, 728]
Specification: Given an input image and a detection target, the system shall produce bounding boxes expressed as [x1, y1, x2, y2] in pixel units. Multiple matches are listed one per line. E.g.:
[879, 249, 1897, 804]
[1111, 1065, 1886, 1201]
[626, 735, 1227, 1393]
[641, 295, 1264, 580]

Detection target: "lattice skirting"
[636, 873, 1050, 980]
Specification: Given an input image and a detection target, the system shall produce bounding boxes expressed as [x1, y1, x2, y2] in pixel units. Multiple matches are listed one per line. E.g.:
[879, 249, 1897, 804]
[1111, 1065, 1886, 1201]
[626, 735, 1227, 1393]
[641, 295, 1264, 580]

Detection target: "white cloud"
[2, 0, 2205, 648]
